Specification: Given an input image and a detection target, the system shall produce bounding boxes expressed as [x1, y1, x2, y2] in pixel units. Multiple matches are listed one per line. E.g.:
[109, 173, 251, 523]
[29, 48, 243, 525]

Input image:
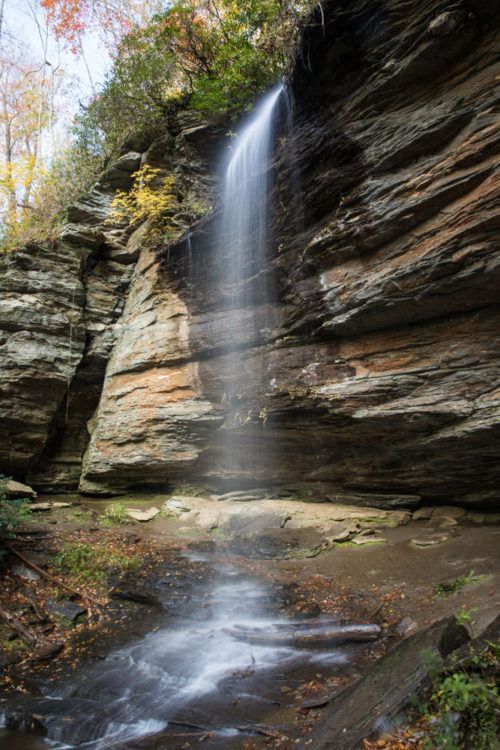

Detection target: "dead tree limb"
[7, 544, 98, 607]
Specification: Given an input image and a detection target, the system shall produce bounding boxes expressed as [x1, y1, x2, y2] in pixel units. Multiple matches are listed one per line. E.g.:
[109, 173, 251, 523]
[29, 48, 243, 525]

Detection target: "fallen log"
[7, 544, 99, 607]
[300, 616, 470, 750]
[223, 623, 381, 648]
[0, 603, 62, 660]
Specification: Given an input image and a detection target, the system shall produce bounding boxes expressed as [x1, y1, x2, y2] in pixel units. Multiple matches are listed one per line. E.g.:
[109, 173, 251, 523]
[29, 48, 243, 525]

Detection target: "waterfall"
[218, 82, 284, 485]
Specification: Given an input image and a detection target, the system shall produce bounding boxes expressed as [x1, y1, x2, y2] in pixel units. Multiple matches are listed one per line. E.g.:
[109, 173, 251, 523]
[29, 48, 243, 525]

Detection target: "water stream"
[0, 553, 350, 749]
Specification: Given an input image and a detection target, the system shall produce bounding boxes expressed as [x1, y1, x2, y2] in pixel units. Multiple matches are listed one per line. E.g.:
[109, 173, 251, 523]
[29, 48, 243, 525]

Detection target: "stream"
[0, 550, 357, 750]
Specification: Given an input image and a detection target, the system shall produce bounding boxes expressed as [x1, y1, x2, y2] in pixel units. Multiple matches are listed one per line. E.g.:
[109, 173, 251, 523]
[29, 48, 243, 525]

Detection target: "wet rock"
[211, 489, 275, 502]
[52, 501, 71, 508]
[233, 527, 329, 559]
[411, 533, 449, 547]
[110, 587, 164, 610]
[126, 507, 160, 522]
[186, 540, 216, 553]
[221, 507, 290, 537]
[4, 480, 37, 499]
[305, 617, 470, 750]
[45, 599, 87, 622]
[412, 507, 435, 520]
[428, 9, 469, 37]
[29, 503, 51, 511]
[432, 506, 466, 519]
[466, 511, 500, 524]
[351, 536, 387, 546]
[12, 564, 40, 581]
[327, 492, 420, 510]
[164, 496, 197, 515]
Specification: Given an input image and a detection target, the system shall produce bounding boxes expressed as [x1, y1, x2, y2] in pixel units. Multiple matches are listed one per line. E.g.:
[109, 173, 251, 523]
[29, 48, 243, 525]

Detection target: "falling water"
[218, 83, 284, 483]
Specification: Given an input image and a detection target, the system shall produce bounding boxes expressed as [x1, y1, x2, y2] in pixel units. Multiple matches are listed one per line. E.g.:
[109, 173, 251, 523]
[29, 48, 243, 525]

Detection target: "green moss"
[336, 539, 385, 549]
[53, 542, 140, 585]
[434, 571, 486, 598]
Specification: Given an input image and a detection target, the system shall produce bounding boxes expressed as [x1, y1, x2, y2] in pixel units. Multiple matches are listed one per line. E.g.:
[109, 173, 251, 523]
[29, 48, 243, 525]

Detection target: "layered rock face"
[2, 0, 499, 507]
[0, 155, 140, 487]
[0, 117, 220, 490]
[80, 0, 500, 506]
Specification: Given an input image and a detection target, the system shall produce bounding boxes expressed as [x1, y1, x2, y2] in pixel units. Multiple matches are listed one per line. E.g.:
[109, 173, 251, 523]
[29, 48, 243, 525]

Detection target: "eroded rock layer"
[1, 0, 499, 507]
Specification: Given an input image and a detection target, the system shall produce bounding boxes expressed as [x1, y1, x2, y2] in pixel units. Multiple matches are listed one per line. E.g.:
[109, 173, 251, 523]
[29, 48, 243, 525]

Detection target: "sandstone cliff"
[1, 0, 499, 507]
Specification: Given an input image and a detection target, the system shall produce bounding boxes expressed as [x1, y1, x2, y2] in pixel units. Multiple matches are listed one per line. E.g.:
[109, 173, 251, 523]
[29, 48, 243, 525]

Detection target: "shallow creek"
[0, 550, 360, 750]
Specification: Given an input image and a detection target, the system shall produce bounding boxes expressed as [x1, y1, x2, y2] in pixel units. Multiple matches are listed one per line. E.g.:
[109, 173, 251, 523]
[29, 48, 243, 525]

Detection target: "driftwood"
[0, 603, 62, 660]
[7, 544, 96, 607]
[223, 622, 381, 648]
[300, 616, 470, 750]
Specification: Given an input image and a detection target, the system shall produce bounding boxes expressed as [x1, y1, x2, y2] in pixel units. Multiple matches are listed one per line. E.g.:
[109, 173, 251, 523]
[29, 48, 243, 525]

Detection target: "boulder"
[164, 496, 198, 515]
[303, 617, 470, 750]
[126, 507, 160, 522]
[432, 506, 467, 519]
[4, 480, 37, 500]
[412, 507, 435, 520]
[45, 599, 87, 622]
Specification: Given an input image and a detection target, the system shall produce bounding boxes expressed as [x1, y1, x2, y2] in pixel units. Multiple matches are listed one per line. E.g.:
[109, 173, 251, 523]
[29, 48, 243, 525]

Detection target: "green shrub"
[102, 501, 131, 526]
[423, 670, 499, 750]
[74, 0, 314, 161]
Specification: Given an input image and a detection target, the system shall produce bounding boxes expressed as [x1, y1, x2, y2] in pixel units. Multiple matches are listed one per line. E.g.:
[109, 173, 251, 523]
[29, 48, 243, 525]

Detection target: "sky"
[3, 0, 112, 120]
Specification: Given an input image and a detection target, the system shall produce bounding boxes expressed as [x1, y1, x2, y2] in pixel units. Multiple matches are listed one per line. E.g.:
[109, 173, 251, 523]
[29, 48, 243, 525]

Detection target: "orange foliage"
[40, 0, 133, 52]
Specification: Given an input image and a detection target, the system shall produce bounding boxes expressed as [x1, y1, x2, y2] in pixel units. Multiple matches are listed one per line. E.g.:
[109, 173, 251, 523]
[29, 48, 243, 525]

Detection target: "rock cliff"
[1, 0, 499, 507]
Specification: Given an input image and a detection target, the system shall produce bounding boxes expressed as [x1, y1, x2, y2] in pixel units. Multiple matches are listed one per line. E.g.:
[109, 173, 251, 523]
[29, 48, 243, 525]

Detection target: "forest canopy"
[0, 0, 313, 252]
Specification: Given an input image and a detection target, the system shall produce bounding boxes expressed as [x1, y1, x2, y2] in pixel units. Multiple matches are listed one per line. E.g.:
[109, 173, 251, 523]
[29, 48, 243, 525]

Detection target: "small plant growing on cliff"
[110, 164, 178, 239]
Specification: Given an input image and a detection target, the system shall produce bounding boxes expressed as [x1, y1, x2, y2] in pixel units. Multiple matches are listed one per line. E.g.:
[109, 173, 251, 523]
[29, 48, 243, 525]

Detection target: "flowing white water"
[218, 83, 284, 481]
[222, 83, 283, 306]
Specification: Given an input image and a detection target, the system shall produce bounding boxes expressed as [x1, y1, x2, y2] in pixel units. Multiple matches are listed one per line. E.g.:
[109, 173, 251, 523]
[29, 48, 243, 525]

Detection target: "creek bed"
[0, 548, 375, 750]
